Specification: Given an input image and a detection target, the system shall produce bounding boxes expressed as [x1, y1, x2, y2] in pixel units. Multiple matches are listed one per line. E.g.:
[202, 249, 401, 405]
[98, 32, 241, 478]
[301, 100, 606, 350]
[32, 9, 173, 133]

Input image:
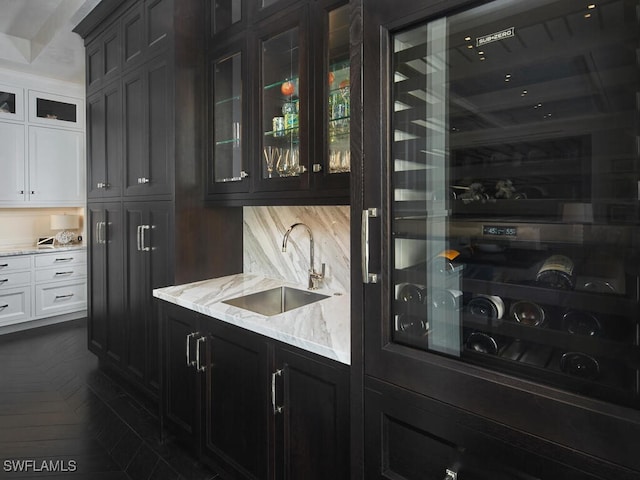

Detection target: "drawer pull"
[0, 264, 8, 268]
[55, 293, 75, 300]
[54, 258, 74, 262]
[55, 271, 74, 276]
[0, 279, 8, 283]
[0, 304, 8, 309]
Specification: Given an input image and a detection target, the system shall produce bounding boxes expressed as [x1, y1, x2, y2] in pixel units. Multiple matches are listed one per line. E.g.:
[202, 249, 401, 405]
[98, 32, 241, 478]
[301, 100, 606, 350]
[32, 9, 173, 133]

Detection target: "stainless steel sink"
[222, 286, 329, 317]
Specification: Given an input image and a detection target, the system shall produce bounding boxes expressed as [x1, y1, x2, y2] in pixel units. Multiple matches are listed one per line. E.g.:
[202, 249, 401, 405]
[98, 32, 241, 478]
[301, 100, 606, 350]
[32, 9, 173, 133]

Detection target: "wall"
[0, 207, 85, 248]
[243, 206, 350, 293]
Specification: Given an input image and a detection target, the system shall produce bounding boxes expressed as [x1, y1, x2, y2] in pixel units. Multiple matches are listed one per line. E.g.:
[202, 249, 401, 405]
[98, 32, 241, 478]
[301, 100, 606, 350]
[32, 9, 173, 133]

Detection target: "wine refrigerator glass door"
[389, 0, 640, 409]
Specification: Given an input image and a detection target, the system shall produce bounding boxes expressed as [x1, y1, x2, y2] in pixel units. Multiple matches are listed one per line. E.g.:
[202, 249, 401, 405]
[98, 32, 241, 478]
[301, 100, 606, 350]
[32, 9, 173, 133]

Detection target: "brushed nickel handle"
[195, 336, 207, 372]
[54, 271, 74, 276]
[0, 264, 7, 268]
[140, 225, 151, 252]
[271, 368, 284, 415]
[55, 293, 74, 300]
[54, 258, 74, 262]
[186, 332, 199, 367]
[361, 208, 379, 283]
[444, 469, 458, 480]
[0, 304, 8, 309]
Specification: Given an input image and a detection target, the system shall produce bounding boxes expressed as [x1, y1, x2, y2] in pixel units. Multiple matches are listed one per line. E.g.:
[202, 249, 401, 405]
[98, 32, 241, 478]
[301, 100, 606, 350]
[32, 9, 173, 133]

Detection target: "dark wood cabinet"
[76, 0, 244, 401]
[87, 81, 122, 199]
[123, 54, 173, 198]
[87, 203, 125, 365]
[202, 320, 271, 480]
[205, 0, 350, 205]
[158, 300, 349, 480]
[161, 301, 200, 445]
[364, 377, 612, 480]
[86, 21, 121, 93]
[123, 201, 172, 392]
[273, 346, 350, 480]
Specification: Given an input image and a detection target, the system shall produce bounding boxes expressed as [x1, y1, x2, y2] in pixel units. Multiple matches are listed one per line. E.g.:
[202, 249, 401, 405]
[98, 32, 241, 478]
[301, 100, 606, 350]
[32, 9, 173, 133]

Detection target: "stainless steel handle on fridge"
[140, 225, 151, 252]
[271, 368, 284, 415]
[361, 208, 379, 283]
[186, 332, 198, 367]
[195, 336, 207, 372]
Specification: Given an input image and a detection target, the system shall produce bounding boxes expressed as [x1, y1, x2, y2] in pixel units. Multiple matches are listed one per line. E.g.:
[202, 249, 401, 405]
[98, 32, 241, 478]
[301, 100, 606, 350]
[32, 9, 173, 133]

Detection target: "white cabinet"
[28, 127, 85, 204]
[0, 250, 87, 329]
[0, 83, 85, 207]
[0, 122, 26, 202]
[0, 255, 32, 326]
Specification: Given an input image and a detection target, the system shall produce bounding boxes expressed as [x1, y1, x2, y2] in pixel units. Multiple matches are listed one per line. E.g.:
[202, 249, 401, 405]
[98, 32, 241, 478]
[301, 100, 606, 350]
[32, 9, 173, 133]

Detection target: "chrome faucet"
[282, 223, 325, 290]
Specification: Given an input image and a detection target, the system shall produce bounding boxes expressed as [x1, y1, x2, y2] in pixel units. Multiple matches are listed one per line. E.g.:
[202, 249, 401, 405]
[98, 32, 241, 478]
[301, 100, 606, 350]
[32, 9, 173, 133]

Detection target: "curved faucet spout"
[281, 223, 324, 290]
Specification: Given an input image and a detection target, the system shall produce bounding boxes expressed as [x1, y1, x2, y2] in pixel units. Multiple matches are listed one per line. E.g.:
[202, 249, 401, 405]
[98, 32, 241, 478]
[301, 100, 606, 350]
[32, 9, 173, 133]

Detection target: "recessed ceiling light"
[465, 36, 471, 41]
[584, 12, 591, 18]
[588, 4, 596, 9]
[505, 74, 511, 78]
[478, 51, 484, 55]
[467, 45, 473, 49]
[480, 57, 486, 61]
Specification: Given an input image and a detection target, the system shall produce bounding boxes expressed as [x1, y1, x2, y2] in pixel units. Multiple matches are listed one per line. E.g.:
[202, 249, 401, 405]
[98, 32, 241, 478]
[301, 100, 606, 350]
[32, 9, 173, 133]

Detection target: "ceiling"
[0, 0, 101, 85]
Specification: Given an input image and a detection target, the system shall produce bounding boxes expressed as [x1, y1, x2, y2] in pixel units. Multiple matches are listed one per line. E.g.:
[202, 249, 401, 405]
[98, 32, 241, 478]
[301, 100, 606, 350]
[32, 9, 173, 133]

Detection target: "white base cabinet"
[0, 250, 87, 328]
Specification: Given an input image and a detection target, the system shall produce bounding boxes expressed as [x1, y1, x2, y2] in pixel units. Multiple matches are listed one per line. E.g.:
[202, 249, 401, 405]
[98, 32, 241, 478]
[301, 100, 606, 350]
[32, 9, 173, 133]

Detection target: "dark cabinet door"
[202, 320, 271, 480]
[86, 21, 121, 93]
[160, 301, 201, 445]
[123, 55, 173, 198]
[124, 201, 172, 394]
[87, 82, 122, 199]
[273, 346, 350, 480]
[122, 2, 145, 70]
[145, 0, 172, 55]
[87, 203, 125, 364]
[364, 378, 614, 480]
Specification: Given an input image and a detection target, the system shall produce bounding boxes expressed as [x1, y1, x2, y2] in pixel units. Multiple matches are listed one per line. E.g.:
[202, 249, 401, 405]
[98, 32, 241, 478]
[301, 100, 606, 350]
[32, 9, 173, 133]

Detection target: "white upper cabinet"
[28, 126, 85, 205]
[0, 82, 85, 207]
[0, 122, 26, 203]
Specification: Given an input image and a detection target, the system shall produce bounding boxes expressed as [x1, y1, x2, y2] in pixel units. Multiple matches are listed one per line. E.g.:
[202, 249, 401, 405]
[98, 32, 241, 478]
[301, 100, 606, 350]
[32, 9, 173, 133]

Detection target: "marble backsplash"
[243, 206, 350, 293]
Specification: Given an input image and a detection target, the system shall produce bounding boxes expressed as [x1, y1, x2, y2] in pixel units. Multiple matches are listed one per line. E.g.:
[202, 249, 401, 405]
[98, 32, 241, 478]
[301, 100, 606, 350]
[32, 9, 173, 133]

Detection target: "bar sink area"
[222, 286, 329, 317]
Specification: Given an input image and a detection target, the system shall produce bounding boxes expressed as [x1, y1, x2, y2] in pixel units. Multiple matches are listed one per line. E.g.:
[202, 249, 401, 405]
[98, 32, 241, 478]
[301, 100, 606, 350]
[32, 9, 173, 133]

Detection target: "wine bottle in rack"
[465, 331, 502, 355]
[467, 294, 505, 322]
[562, 310, 602, 337]
[510, 300, 546, 327]
[560, 352, 600, 380]
[535, 254, 576, 290]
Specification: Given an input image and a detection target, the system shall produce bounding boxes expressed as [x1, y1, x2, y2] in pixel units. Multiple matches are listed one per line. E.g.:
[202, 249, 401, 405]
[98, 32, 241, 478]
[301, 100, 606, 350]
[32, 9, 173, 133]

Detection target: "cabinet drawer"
[35, 280, 87, 317]
[0, 271, 31, 289]
[0, 287, 31, 326]
[35, 266, 86, 284]
[0, 255, 32, 272]
[34, 251, 86, 269]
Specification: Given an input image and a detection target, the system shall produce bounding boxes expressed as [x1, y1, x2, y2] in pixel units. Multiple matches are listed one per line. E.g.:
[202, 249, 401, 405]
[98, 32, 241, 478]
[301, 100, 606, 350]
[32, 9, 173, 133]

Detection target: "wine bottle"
[560, 352, 600, 380]
[562, 310, 601, 336]
[465, 331, 501, 355]
[467, 294, 505, 321]
[535, 254, 575, 290]
[510, 300, 545, 327]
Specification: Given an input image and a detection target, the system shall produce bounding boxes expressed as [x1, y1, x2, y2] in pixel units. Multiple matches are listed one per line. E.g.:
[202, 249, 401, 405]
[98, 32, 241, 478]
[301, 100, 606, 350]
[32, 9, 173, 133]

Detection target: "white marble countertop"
[0, 244, 87, 257]
[153, 273, 350, 365]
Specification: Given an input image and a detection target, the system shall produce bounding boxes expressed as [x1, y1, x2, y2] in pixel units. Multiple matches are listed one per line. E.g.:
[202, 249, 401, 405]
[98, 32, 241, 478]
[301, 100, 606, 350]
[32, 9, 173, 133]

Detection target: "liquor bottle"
[535, 254, 575, 290]
[560, 352, 600, 380]
[282, 100, 298, 135]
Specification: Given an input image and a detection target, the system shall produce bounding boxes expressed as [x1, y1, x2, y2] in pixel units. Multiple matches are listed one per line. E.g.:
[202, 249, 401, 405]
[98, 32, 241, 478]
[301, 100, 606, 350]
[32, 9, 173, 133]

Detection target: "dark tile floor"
[0, 319, 218, 480]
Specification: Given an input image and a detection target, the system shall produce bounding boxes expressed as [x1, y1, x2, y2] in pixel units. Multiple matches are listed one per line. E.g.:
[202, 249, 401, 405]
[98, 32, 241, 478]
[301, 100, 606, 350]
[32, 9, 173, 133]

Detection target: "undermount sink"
[222, 286, 329, 317]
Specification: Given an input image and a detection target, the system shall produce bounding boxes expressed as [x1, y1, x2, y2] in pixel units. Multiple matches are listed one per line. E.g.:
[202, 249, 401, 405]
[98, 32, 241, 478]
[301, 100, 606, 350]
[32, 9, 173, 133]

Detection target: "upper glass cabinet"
[28, 91, 84, 129]
[258, 16, 309, 191]
[389, 0, 640, 409]
[0, 84, 24, 121]
[326, 4, 350, 175]
[209, 46, 248, 194]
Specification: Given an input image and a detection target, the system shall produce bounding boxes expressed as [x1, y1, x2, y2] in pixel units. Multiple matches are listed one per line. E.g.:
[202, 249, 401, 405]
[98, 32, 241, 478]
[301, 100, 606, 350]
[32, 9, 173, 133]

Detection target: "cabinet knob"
[137, 177, 150, 184]
[312, 163, 322, 173]
[240, 170, 249, 179]
[31, 191, 35, 195]
[19, 190, 24, 194]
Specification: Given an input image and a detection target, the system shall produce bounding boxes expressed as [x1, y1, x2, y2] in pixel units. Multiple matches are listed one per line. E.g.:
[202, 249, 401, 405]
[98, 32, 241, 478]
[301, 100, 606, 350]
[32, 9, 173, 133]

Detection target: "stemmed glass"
[263, 146, 280, 178]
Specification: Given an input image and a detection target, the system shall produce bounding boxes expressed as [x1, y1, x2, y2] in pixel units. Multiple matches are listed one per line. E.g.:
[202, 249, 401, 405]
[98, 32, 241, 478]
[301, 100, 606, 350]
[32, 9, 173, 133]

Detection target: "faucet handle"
[309, 263, 326, 290]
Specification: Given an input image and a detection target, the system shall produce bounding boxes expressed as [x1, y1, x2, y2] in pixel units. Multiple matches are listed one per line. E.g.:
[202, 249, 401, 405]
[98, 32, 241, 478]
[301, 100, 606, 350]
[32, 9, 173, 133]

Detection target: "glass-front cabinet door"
[256, 9, 309, 192]
[369, 0, 640, 412]
[312, 0, 350, 192]
[208, 45, 249, 195]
